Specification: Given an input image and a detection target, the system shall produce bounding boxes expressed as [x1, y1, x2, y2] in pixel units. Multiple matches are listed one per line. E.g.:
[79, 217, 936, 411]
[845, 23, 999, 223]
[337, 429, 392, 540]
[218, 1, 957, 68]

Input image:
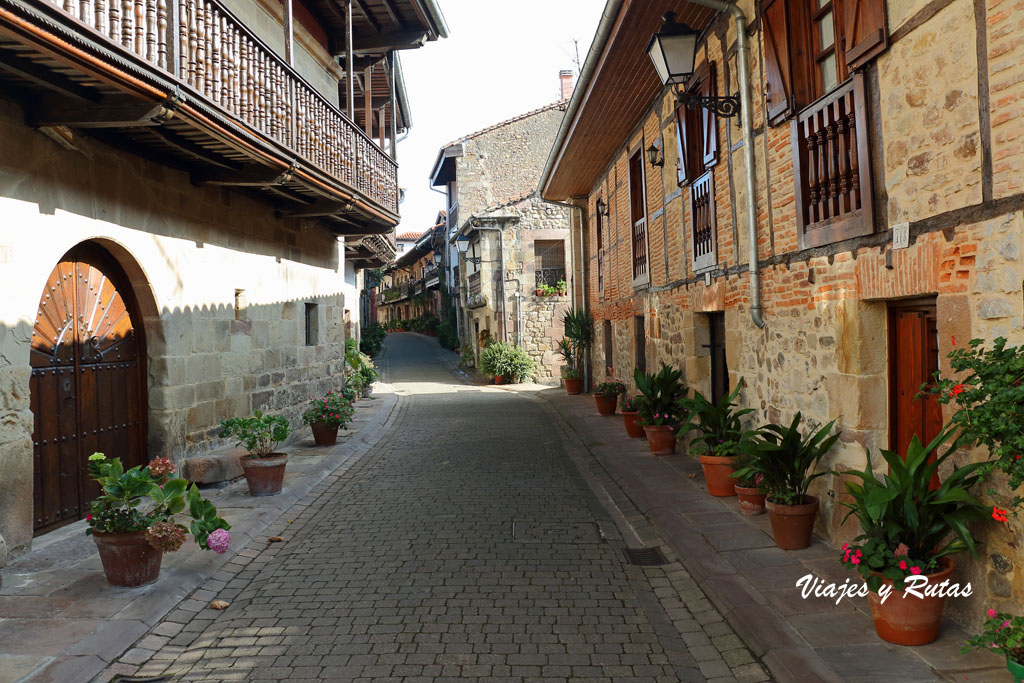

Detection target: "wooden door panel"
[889, 302, 940, 488]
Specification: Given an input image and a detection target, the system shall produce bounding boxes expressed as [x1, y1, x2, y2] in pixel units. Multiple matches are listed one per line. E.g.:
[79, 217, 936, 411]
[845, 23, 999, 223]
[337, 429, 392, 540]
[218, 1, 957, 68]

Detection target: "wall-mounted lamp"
[455, 234, 481, 265]
[647, 11, 740, 118]
[646, 140, 664, 167]
[595, 198, 609, 217]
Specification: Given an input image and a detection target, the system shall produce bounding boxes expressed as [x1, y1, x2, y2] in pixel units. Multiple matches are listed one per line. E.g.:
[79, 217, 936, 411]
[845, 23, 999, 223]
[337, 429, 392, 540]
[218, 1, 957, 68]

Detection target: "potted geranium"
[621, 395, 646, 438]
[928, 336, 1024, 509]
[86, 453, 230, 587]
[593, 381, 626, 416]
[635, 364, 686, 455]
[302, 391, 354, 446]
[683, 381, 755, 497]
[736, 412, 839, 548]
[839, 426, 989, 645]
[963, 610, 1024, 682]
[219, 410, 292, 496]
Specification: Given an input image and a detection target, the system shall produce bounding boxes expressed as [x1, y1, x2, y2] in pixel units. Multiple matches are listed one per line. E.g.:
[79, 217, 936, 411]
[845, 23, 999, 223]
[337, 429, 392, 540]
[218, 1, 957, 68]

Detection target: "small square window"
[305, 303, 319, 346]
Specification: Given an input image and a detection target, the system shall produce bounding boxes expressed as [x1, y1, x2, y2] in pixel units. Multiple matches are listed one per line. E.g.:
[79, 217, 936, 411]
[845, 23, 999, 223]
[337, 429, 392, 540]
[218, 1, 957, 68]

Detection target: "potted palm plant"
[593, 381, 626, 416]
[559, 308, 594, 394]
[735, 412, 839, 548]
[683, 381, 755, 497]
[634, 364, 686, 455]
[840, 426, 989, 645]
[219, 410, 292, 496]
[963, 610, 1024, 682]
[86, 453, 230, 587]
[302, 391, 355, 446]
[620, 395, 646, 437]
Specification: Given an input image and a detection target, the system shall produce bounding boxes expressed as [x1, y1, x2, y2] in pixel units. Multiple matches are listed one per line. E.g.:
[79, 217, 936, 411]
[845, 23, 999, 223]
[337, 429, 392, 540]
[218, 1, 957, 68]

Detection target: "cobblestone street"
[106, 333, 768, 682]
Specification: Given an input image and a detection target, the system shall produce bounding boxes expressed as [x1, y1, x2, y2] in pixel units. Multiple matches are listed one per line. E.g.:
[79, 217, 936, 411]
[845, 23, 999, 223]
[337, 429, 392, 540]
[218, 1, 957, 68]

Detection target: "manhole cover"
[512, 522, 601, 544]
[622, 546, 669, 565]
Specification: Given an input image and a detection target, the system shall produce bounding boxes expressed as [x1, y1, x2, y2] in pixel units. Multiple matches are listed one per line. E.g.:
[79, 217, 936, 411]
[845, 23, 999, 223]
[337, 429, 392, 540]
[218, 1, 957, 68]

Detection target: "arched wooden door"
[30, 244, 147, 535]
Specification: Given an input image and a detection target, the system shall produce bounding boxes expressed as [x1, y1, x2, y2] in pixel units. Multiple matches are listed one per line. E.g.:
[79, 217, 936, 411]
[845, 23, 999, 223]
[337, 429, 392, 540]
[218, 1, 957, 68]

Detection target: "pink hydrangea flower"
[207, 528, 230, 554]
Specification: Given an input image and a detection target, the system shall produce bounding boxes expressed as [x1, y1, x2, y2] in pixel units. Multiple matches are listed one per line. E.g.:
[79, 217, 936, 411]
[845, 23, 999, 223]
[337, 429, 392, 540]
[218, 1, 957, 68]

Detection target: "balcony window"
[676, 62, 719, 272]
[534, 240, 566, 289]
[628, 151, 649, 287]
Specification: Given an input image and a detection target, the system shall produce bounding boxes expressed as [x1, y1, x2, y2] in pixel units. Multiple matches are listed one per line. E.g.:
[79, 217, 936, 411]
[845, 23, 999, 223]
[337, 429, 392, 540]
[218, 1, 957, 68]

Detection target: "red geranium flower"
[992, 506, 1009, 523]
[949, 383, 967, 397]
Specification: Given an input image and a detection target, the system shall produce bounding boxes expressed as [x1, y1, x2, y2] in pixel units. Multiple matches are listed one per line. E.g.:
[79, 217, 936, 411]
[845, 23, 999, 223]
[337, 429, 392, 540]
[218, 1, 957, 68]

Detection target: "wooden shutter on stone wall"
[760, 0, 793, 125]
[701, 62, 719, 168]
[844, 0, 889, 71]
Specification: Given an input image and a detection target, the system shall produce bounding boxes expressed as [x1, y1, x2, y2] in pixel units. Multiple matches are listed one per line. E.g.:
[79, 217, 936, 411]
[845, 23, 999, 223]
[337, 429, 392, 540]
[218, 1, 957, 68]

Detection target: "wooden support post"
[166, 0, 178, 75]
[388, 51, 397, 160]
[363, 63, 372, 138]
[345, 0, 354, 119]
[377, 106, 385, 150]
[283, 0, 293, 64]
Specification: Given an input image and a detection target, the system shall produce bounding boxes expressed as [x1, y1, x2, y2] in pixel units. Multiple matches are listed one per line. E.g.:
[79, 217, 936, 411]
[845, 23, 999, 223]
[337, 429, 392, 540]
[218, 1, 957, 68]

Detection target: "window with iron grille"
[676, 62, 719, 272]
[629, 152, 649, 286]
[534, 240, 566, 288]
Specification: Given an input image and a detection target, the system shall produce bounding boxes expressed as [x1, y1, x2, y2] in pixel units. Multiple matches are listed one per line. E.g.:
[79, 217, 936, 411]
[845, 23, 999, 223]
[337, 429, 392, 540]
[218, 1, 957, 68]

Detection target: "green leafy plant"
[561, 308, 594, 378]
[925, 337, 1024, 507]
[838, 425, 989, 591]
[459, 343, 475, 368]
[634, 364, 687, 428]
[557, 339, 580, 378]
[301, 391, 355, 429]
[683, 381, 756, 458]
[219, 410, 291, 458]
[594, 381, 626, 398]
[360, 322, 387, 357]
[963, 610, 1024, 665]
[621, 395, 644, 413]
[734, 411, 839, 505]
[437, 319, 459, 350]
[480, 342, 534, 383]
[86, 453, 230, 552]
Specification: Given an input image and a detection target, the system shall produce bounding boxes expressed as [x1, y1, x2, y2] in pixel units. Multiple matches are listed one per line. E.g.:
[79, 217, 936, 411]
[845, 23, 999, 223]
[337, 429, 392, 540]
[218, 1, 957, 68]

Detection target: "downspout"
[687, 0, 765, 328]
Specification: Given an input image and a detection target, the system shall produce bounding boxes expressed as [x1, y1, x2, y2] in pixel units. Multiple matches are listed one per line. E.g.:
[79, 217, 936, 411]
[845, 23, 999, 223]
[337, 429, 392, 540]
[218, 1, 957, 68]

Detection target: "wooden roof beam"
[380, 0, 405, 30]
[351, 30, 428, 53]
[31, 93, 181, 128]
[352, 0, 381, 33]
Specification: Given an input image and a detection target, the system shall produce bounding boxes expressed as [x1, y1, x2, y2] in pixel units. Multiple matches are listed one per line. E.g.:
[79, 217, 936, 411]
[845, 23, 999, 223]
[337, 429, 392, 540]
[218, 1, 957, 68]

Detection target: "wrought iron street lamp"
[647, 11, 740, 118]
[646, 140, 664, 167]
[455, 234, 480, 265]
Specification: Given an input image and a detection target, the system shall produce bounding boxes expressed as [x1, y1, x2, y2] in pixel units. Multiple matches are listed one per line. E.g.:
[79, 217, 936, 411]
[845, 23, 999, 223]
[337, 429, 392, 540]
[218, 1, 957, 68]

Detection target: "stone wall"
[0, 98, 357, 561]
[576, 0, 1024, 628]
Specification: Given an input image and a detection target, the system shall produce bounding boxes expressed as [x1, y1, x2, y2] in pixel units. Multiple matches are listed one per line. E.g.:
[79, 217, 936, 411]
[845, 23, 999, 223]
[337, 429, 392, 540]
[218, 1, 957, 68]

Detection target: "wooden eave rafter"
[543, 1, 717, 200]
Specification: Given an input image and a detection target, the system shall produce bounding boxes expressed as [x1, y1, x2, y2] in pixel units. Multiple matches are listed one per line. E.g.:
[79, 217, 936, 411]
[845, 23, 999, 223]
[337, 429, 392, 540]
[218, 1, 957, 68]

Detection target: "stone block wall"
[0, 98, 357, 561]
[577, 0, 1024, 628]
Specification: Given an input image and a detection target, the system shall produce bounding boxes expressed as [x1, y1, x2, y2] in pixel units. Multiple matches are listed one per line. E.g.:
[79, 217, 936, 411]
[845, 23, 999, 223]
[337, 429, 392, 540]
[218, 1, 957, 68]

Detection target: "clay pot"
[765, 495, 819, 550]
[867, 557, 954, 646]
[494, 375, 505, 385]
[735, 485, 766, 515]
[699, 455, 738, 497]
[622, 411, 645, 438]
[241, 453, 289, 496]
[93, 530, 163, 587]
[1007, 656, 1024, 683]
[644, 425, 677, 455]
[594, 394, 618, 416]
[564, 377, 583, 394]
[311, 422, 339, 447]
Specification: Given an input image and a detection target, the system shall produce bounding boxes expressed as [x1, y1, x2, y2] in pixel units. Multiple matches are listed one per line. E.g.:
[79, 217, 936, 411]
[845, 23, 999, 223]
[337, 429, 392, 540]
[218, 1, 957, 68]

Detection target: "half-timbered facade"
[0, 0, 445, 561]
[541, 0, 1024, 625]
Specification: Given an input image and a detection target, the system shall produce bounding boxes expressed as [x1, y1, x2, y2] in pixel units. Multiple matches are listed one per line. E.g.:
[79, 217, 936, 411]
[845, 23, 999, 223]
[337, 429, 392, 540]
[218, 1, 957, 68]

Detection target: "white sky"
[394, 0, 606, 234]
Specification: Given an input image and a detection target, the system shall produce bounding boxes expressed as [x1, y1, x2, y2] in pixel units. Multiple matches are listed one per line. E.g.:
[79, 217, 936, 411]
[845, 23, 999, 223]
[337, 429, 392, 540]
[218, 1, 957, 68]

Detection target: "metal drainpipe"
[685, 0, 765, 328]
[543, 198, 587, 387]
[474, 224, 508, 343]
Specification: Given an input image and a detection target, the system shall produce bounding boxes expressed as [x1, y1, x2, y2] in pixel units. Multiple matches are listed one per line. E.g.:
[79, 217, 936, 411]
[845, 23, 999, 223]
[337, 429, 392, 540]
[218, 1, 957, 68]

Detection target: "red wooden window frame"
[628, 149, 650, 287]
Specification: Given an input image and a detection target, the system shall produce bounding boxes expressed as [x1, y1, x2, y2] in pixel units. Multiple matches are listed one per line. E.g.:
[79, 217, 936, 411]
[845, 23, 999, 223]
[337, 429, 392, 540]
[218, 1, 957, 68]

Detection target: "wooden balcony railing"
[690, 170, 717, 272]
[468, 271, 481, 297]
[792, 75, 873, 249]
[631, 217, 648, 285]
[42, 0, 398, 214]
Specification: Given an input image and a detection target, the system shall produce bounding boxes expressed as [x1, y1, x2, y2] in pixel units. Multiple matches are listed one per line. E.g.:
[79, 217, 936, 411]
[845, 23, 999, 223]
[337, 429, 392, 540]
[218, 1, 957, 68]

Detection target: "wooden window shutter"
[844, 0, 889, 70]
[701, 62, 718, 168]
[760, 0, 793, 125]
[675, 106, 691, 185]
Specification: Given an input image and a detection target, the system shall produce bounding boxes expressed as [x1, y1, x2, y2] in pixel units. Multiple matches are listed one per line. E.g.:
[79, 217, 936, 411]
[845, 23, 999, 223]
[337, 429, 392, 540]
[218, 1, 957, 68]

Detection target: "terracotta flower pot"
[644, 425, 677, 455]
[494, 375, 505, 385]
[1007, 656, 1024, 683]
[241, 453, 289, 496]
[594, 394, 618, 416]
[92, 530, 163, 587]
[698, 455, 738, 497]
[735, 485, 766, 515]
[622, 411, 645, 438]
[564, 377, 583, 394]
[867, 557, 954, 646]
[765, 495, 819, 550]
[311, 422, 339, 447]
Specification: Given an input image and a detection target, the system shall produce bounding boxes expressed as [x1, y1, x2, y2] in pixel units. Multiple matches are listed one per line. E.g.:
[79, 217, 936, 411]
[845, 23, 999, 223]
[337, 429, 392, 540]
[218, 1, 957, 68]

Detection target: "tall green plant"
[683, 381, 756, 458]
[561, 308, 594, 377]
[839, 426, 989, 590]
[634, 364, 686, 427]
[734, 412, 839, 505]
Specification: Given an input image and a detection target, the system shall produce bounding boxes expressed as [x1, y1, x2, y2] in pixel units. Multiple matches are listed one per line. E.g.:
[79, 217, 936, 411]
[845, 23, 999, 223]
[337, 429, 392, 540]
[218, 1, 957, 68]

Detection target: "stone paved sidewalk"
[100, 332, 772, 682]
[524, 384, 1012, 683]
[0, 365, 398, 683]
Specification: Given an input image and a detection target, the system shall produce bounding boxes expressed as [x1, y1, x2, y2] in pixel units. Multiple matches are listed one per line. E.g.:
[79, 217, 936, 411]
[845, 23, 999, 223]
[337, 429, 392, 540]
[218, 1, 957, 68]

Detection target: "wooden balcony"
[0, 0, 399, 233]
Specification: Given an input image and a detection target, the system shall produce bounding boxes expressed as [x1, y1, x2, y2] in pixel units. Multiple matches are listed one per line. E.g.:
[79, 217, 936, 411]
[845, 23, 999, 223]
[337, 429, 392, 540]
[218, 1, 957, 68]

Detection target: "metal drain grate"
[622, 546, 669, 566]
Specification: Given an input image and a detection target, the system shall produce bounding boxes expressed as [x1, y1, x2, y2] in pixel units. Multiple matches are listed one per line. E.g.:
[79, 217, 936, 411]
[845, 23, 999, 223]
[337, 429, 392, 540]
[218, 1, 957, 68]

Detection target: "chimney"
[559, 70, 575, 101]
